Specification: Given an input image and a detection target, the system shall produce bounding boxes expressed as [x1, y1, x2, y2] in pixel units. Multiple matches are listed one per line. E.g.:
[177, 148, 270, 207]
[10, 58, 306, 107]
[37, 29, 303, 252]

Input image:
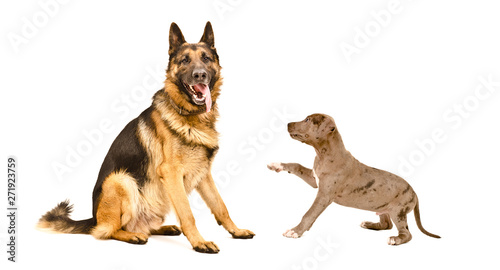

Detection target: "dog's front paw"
[193, 241, 220, 254]
[267, 162, 284, 173]
[283, 229, 300, 238]
[230, 228, 255, 239]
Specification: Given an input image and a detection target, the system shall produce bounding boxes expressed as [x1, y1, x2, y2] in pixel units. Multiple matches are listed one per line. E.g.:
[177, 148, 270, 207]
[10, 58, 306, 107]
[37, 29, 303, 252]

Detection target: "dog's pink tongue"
[193, 84, 212, 112]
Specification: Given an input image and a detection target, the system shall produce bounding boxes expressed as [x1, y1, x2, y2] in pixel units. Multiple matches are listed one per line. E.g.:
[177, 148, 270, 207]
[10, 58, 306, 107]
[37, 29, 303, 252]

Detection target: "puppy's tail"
[414, 199, 441, 239]
[37, 200, 95, 234]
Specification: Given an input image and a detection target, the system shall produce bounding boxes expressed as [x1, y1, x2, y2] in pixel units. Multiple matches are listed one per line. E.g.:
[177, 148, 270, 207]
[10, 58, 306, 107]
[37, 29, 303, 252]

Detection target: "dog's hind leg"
[109, 230, 148, 244]
[267, 162, 318, 188]
[150, 225, 182, 236]
[91, 172, 148, 244]
[387, 208, 412, 245]
[361, 213, 393, 230]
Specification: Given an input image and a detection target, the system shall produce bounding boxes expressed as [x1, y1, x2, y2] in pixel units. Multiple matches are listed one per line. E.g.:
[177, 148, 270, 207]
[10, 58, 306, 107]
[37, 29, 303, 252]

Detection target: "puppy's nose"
[192, 69, 208, 82]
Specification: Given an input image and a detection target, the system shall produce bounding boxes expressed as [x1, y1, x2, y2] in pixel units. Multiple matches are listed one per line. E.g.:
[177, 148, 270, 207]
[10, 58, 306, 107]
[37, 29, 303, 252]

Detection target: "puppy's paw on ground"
[387, 237, 397, 245]
[387, 236, 406, 246]
[283, 229, 299, 238]
[387, 234, 411, 245]
[267, 162, 283, 172]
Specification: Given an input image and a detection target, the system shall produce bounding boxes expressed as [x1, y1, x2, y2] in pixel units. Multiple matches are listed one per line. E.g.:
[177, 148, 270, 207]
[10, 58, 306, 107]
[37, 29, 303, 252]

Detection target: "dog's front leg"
[158, 164, 220, 253]
[196, 174, 255, 239]
[283, 189, 331, 238]
[267, 162, 318, 188]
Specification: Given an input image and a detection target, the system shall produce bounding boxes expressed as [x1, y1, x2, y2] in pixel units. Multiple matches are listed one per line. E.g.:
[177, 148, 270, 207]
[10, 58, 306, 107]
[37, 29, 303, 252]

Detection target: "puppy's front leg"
[283, 189, 331, 238]
[267, 162, 318, 188]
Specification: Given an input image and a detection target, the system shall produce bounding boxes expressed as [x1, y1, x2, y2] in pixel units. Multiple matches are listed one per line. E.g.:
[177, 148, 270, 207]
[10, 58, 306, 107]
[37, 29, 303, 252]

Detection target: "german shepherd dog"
[38, 22, 254, 253]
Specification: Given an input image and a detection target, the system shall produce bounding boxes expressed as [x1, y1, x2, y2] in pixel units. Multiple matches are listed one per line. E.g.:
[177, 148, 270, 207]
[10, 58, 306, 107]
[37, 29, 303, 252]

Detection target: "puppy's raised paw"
[267, 162, 284, 173]
[283, 229, 299, 238]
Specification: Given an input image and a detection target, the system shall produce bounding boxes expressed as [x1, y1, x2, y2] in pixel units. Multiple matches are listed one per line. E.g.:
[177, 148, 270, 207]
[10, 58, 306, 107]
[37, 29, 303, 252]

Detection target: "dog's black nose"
[193, 69, 208, 82]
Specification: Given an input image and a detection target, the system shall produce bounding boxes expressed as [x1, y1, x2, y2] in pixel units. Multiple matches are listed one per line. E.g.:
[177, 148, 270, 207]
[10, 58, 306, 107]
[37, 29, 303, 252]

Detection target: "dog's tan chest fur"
[139, 115, 215, 190]
[175, 144, 213, 193]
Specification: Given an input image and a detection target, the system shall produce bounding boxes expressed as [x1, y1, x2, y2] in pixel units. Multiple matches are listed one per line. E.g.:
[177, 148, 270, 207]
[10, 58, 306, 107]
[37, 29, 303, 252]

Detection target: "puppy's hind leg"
[267, 162, 318, 188]
[361, 213, 393, 230]
[387, 208, 412, 245]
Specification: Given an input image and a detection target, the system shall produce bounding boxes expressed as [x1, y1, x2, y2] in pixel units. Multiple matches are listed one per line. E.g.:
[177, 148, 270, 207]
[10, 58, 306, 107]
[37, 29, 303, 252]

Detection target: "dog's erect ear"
[169, 22, 186, 55]
[200, 21, 215, 48]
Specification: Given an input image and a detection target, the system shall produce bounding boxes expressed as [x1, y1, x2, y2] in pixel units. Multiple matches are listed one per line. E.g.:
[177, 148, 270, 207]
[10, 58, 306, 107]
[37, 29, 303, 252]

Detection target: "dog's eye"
[202, 54, 211, 62]
[305, 118, 310, 122]
[180, 57, 190, 64]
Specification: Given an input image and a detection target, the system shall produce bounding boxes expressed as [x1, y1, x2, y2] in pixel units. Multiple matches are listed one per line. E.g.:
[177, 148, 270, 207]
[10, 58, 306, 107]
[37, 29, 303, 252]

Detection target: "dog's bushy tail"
[414, 199, 441, 239]
[37, 200, 95, 234]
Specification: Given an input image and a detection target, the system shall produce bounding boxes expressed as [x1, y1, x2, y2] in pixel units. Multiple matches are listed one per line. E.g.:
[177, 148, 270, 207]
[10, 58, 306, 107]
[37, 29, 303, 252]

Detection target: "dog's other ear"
[200, 21, 215, 48]
[169, 22, 186, 55]
[324, 117, 337, 134]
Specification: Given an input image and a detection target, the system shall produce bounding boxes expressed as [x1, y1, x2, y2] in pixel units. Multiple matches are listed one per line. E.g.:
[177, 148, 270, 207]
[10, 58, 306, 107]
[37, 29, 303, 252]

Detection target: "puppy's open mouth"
[290, 133, 303, 140]
[182, 82, 212, 112]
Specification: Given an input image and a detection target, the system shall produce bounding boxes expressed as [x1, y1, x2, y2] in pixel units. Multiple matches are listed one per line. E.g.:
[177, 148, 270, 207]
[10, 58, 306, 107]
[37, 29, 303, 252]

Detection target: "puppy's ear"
[325, 120, 336, 134]
[327, 125, 337, 135]
[169, 22, 186, 55]
[200, 21, 215, 48]
[322, 115, 337, 134]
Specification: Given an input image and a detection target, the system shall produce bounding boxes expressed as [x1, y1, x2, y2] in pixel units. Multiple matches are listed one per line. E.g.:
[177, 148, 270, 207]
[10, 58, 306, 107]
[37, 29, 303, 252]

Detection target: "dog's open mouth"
[182, 82, 212, 112]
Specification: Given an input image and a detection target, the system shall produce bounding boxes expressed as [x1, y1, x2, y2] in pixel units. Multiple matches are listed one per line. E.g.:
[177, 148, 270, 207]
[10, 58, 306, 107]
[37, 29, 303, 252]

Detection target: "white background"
[1, 0, 500, 269]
